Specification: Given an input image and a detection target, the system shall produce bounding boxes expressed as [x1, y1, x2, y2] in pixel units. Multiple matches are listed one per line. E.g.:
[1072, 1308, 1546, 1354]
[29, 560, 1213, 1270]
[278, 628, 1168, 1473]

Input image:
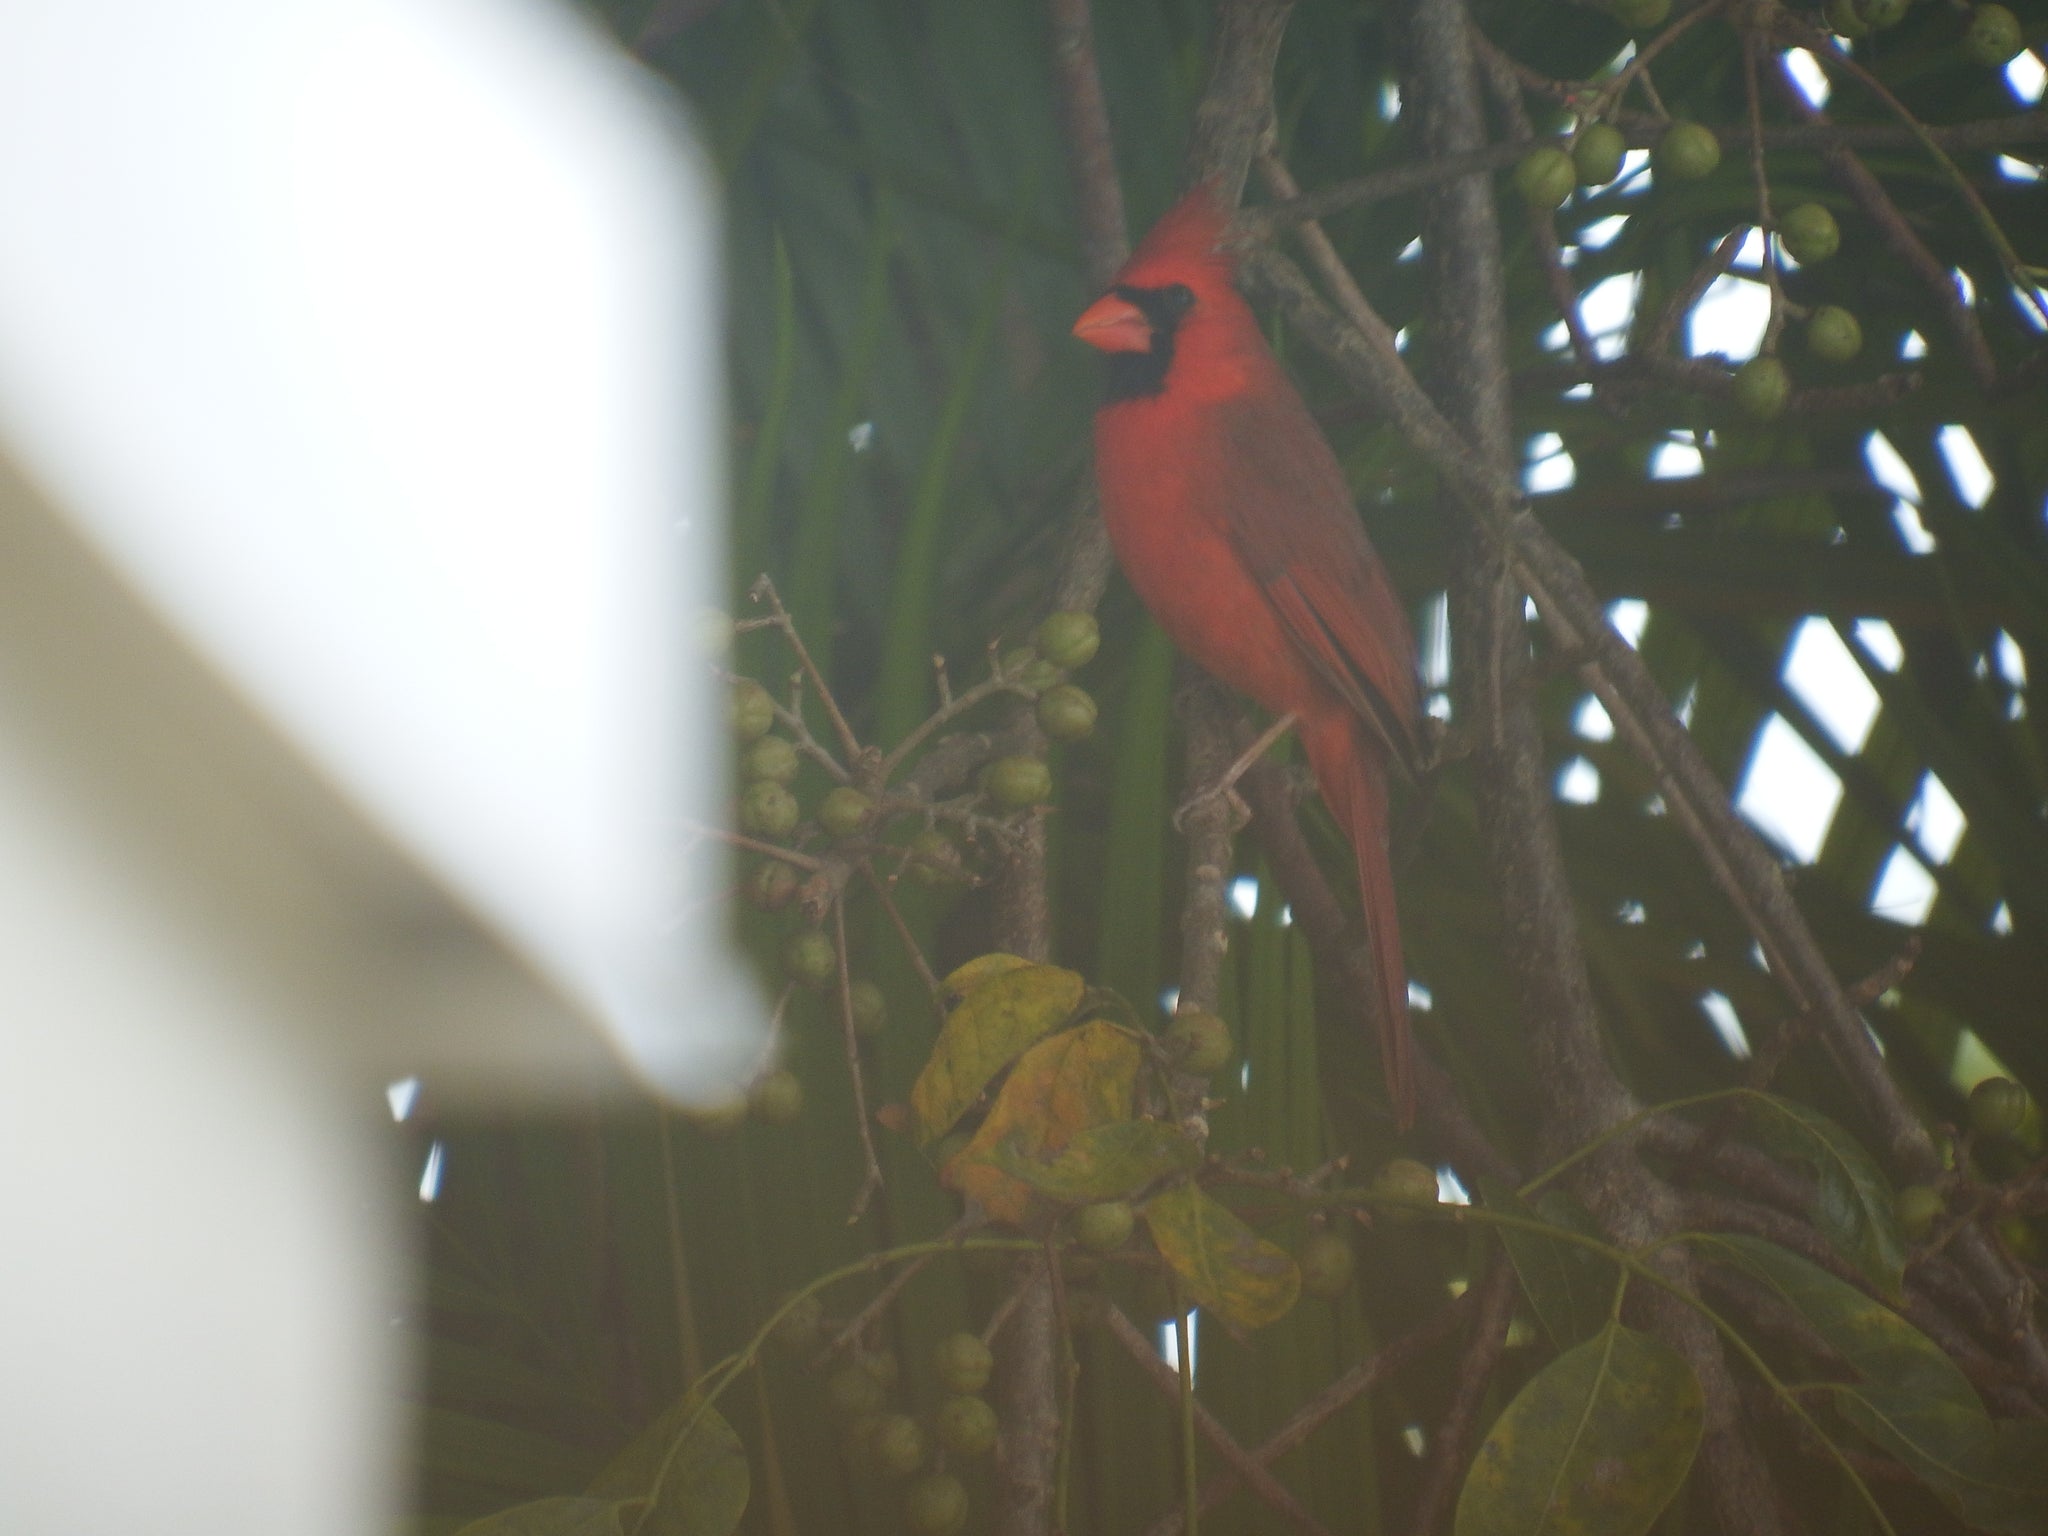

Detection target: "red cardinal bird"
[1073, 184, 1422, 1127]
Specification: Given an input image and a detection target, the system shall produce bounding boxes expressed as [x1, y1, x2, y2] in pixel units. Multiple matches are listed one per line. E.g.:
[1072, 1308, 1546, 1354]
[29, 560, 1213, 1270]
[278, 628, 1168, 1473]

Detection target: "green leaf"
[1140, 1182, 1300, 1330]
[1696, 1236, 2048, 1532]
[1482, 1178, 1614, 1351]
[1691, 1233, 1976, 1410]
[1454, 1322, 1703, 1536]
[1837, 1388, 2048, 1536]
[988, 1117, 1202, 1202]
[1737, 1091, 1905, 1296]
[587, 1397, 749, 1536]
[911, 962, 1087, 1144]
[453, 1498, 638, 1536]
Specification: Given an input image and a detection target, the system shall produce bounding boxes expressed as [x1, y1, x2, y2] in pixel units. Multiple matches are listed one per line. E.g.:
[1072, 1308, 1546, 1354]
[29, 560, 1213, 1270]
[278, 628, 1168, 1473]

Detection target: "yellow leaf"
[947, 1022, 1140, 1226]
[1142, 1183, 1300, 1330]
[939, 952, 1035, 996]
[911, 963, 1086, 1144]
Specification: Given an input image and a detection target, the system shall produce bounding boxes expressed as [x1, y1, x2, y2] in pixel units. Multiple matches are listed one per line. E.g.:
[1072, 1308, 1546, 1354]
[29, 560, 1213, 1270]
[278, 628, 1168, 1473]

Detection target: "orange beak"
[1071, 292, 1153, 353]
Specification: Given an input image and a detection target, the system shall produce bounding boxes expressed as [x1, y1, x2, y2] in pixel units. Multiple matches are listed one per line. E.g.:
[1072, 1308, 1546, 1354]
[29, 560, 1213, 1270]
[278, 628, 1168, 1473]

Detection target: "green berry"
[1021, 658, 1064, 693]
[828, 1364, 887, 1418]
[1968, 1077, 2030, 1138]
[1166, 1009, 1234, 1075]
[1732, 356, 1792, 419]
[1075, 1200, 1135, 1253]
[1778, 203, 1840, 264]
[1966, 4, 2023, 66]
[1895, 1182, 1944, 1240]
[934, 1395, 999, 1458]
[1002, 646, 1063, 693]
[857, 1350, 901, 1389]
[1034, 611, 1101, 669]
[1573, 123, 1628, 187]
[984, 755, 1052, 809]
[1807, 306, 1863, 362]
[684, 1096, 748, 1137]
[750, 1068, 805, 1125]
[1299, 1229, 1357, 1299]
[905, 1472, 969, 1536]
[745, 858, 802, 912]
[784, 929, 839, 989]
[905, 828, 969, 889]
[933, 1331, 995, 1394]
[1609, 0, 1671, 27]
[818, 786, 876, 837]
[1036, 683, 1099, 741]
[870, 1413, 926, 1478]
[1513, 145, 1577, 210]
[849, 979, 888, 1037]
[1857, 0, 1911, 29]
[771, 1292, 825, 1352]
[1372, 1157, 1441, 1208]
[1655, 122, 1721, 182]
[740, 780, 800, 838]
[743, 735, 800, 784]
[730, 679, 776, 742]
[1826, 0, 1869, 35]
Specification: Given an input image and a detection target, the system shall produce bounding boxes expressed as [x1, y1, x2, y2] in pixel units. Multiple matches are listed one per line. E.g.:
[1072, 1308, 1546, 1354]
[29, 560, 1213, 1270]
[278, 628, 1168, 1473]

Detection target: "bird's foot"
[1172, 711, 1298, 835]
[1173, 780, 1253, 836]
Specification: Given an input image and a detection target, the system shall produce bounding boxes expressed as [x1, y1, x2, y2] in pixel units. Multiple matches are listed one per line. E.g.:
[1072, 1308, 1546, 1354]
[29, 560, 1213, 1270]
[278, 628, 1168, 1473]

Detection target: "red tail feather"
[1302, 715, 1415, 1129]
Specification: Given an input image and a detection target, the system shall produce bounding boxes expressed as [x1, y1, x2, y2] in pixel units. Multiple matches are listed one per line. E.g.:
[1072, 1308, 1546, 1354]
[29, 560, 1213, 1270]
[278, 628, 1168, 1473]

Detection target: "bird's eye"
[1160, 283, 1195, 316]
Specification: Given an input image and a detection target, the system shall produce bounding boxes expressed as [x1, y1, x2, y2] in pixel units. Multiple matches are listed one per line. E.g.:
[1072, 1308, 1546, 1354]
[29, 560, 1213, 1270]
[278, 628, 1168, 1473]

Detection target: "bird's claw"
[1173, 781, 1253, 836]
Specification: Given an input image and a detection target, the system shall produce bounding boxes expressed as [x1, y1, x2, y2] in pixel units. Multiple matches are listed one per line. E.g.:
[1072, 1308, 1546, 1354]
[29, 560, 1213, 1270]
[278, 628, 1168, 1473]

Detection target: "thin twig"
[750, 574, 867, 770]
[682, 820, 828, 871]
[1137, 1290, 1476, 1536]
[1103, 1306, 1341, 1536]
[1743, 37, 1787, 356]
[1243, 112, 2048, 232]
[857, 861, 949, 1021]
[832, 900, 886, 1222]
[1173, 675, 1244, 1020]
[1405, 1259, 1518, 1536]
[1469, 31, 1603, 381]
[1588, 0, 1726, 123]
[816, 1215, 982, 1366]
[1777, 15, 2048, 332]
[1648, 224, 1750, 357]
[1763, 50, 1999, 391]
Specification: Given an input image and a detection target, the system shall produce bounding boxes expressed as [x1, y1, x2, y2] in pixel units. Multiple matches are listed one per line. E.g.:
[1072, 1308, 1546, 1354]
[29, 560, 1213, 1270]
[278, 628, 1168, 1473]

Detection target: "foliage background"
[401, 2, 2048, 1533]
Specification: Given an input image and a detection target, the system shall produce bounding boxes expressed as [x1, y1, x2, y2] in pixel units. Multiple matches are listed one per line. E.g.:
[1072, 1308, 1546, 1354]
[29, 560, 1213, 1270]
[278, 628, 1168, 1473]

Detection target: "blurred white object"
[0, 0, 755, 1532]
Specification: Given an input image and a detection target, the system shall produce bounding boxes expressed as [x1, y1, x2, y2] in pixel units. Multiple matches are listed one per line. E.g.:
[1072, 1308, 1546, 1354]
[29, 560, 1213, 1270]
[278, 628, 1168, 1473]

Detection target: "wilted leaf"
[1482, 1178, 1614, 1351]
[453, 1498, 638, 1536]
[988, 1117, 1202, 1202]
[587, 1396, 749, 1536]
[940, 952, 1034, 996]
[1455, 1322, 1703, 1536]
[1141, 1182, 1300, 1330]
[1737, 1092, 1905, 1296]
[912, 962, 1087, 1144]
[1840, 1388, 2048, 1535]
[948, 1021, 1140, 1224]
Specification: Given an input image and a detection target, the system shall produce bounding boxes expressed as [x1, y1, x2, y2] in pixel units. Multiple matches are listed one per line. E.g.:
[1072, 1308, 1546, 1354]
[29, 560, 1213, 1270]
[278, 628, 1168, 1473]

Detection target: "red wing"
[1214, 386, 1421, 774]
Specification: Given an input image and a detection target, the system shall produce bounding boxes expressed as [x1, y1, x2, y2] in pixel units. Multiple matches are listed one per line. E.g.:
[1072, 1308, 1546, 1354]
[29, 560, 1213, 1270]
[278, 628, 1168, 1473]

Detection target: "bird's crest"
[1112, 182, 1235, 290]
